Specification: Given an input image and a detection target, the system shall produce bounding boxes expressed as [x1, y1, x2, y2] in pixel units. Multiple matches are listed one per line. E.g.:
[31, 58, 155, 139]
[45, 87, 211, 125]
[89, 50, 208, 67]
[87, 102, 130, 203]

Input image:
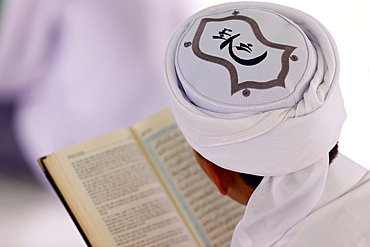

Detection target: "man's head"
[164, 2, 346, 243]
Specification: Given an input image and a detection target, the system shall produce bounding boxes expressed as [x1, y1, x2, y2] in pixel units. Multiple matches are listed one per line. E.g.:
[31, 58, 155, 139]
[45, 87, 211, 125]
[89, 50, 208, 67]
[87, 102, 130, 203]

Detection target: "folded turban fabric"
[164, 2, 346, 246]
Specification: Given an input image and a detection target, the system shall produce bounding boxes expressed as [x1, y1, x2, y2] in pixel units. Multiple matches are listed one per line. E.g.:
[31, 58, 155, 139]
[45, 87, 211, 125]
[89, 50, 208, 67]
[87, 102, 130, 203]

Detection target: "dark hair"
[238, 142, 339, 189]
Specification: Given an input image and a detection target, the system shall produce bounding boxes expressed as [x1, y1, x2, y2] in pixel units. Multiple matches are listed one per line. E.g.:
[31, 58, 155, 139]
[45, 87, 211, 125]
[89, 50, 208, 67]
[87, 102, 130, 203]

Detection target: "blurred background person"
[0, 0, 199, 184]
[0, 0, 200, 246]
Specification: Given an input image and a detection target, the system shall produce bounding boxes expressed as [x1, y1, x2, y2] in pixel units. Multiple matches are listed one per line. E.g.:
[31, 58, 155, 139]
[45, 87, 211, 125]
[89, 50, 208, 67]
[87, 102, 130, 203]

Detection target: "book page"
[133, 108, 246, 247]
[52, 128, 197, 247]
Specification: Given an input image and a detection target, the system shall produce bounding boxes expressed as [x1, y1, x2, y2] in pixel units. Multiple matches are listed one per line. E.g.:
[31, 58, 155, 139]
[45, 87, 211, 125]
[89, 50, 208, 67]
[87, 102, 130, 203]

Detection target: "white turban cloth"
[164, 2, 346, 246]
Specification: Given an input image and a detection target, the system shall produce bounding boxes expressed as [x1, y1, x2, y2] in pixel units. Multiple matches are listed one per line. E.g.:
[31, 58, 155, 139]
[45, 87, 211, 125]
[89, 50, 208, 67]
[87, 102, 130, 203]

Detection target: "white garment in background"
[0, 0, 199, 184]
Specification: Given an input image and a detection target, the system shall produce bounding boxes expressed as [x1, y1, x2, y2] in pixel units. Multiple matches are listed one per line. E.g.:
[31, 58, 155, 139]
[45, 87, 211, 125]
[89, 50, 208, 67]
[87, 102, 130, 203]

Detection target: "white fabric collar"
[272, 154, 368, 246]
[312, 153, 367, 211]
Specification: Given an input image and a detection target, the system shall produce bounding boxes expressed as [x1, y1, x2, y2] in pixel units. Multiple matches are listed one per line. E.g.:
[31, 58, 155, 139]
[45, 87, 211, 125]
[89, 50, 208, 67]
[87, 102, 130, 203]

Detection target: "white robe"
[268, 153, 370, 246]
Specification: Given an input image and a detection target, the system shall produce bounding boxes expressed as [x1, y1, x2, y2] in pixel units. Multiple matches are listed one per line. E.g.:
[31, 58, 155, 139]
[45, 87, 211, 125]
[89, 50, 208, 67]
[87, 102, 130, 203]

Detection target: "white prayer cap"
[164, 2, 345, 177]
[175, 7, 317, 114]
[164, 2, 346, 246]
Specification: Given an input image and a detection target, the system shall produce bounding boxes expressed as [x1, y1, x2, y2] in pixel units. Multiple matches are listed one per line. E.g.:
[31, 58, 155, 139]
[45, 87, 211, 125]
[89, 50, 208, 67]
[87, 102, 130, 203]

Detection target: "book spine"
[38, 157, 92, 247]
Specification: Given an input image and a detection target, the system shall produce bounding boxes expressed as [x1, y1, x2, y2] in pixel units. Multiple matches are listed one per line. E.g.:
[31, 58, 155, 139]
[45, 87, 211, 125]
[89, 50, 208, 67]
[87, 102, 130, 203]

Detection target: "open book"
[38, 108, 246, 247]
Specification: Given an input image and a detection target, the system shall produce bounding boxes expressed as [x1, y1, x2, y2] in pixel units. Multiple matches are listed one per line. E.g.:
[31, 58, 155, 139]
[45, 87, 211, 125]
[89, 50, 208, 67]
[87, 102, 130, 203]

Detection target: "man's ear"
[204, 160, 233, 195]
